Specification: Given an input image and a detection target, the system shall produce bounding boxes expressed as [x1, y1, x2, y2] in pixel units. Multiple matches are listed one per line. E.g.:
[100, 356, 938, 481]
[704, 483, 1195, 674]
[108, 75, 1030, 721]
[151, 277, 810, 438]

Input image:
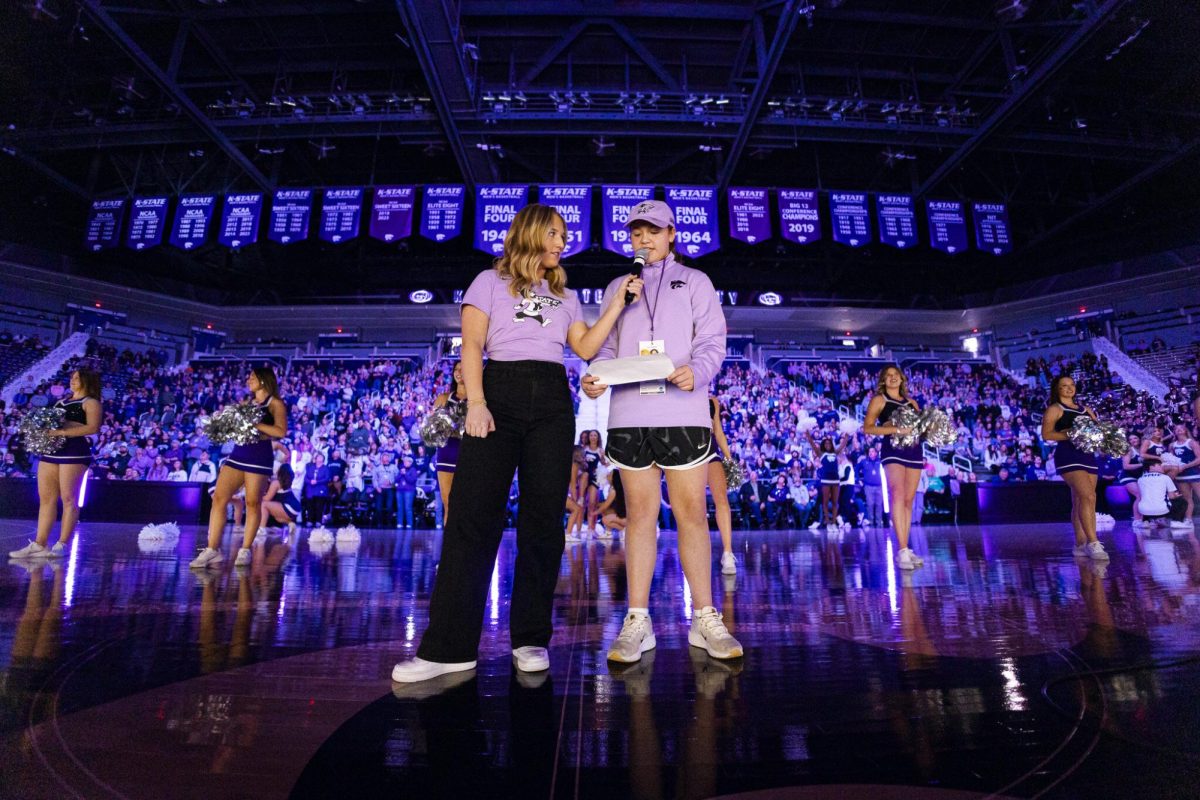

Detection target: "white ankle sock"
[627, 607, 649, 618]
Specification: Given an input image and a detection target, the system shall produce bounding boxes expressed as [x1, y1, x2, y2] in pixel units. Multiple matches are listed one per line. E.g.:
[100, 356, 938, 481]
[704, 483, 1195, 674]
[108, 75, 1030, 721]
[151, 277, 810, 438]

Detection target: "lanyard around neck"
[644, 259, 670, 339]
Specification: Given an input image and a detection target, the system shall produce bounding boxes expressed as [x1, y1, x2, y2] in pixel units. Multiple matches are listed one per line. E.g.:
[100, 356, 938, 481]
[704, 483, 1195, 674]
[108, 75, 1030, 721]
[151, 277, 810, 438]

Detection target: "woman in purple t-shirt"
[392, 203, 642, 684]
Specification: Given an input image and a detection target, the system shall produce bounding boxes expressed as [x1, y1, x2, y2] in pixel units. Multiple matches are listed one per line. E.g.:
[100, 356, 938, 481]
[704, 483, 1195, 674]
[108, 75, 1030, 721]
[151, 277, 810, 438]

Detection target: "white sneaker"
[595, 528, 612, 540]
[836, 515, 844, 525]
[896, 547, 921, 570]
[1170, 519, 1194, 530]
[1086, 540, 1110, 561]
[565, 531, 581, 543]
[1072, 543, 1089, 557]
[593, 521, 604, 534]
[189, 547, 224, 568]
[720, 551, 737, 575]
[233, 547, 251, 566]
[8, 540, 46, 558]
[808, 521, 821, 530]
[688, 606, 744, 659]
[607, 612, 656, 663]
[511, 646, 550, 672]
[391, 656, 476, 683]
[46, 541, 65, 558]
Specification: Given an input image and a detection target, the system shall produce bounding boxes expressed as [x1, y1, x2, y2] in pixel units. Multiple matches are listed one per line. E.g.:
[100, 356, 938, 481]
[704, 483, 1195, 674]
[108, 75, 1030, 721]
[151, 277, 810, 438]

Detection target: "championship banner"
[474, 184, 528, 256]
[217, 193, 263, 248]
[972, 201, 1012, 255]
[84, 199, 125, 252]
[830, 191, 872, 247]
[778, 189, 821, 244]
[125, 196, 169, 251]
[727, 187, 770, 244]
[665, 185, 720, 257]
[368, 185, 415, 242]
[267, 188, 313, 244]
[601, 185, 654, 256]
[319, 187, 364, 244]
[926, 199, 968, 255]
[876, 194, 917, 249]
[419, 185, 465, 242]
[538, 185, 591, 258]
[168, 194, 216, 250]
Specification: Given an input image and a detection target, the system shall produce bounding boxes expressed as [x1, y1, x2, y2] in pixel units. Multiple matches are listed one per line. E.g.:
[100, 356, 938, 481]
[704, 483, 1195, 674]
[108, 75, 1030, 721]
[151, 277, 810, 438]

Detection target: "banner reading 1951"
[419, 185, 465, 242]
[601, 185, 654, 256]
[84, 199, 126, 252]
[665, 185, 720, 257]
[538, 185, 591, 258]
[474, 184, 528, 256]
[830, 191, 872, 247]
[268, 188, 312, 244]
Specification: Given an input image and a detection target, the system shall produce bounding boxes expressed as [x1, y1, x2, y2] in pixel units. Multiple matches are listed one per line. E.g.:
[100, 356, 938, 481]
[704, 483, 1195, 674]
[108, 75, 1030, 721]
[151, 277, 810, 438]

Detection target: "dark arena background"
[1, 1, 1200, 798]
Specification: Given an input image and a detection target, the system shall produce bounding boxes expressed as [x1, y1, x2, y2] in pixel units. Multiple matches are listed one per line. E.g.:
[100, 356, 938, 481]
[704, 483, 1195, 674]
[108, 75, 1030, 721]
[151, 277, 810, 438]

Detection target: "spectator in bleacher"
[189, 450, 217, 485]
[166, 459, 188, 482]
[146, 454, 169, 481]
[303, 452, 333, 526]
[370, 451, 399, 526]
[739, 468, 768, 529]
[396, 454, 420, 529]
[767, 474, 792, 528]
[1041, 375, 1108, 561]
[863, 365, 924, 570]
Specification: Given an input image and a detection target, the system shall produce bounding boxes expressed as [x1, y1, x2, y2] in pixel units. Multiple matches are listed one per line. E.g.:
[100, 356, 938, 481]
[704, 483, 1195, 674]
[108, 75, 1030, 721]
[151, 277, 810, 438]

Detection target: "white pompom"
[798, 417, 818, 432]
[838, 418, 861, 436]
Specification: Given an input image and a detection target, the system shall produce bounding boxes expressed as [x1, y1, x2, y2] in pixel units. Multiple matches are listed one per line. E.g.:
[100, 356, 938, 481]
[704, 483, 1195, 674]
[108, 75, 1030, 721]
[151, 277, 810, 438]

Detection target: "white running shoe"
[595, 528, 612, 540]
[607, 612, 656, 663]
[391, 656, 476, 683]
[808, 521, 821, 530]
[565, 531, 581, 543]
[720, 551, 737, 575]
[896, 547, 922, 570]
[1072, 543, 1089, 557]
[189, 547, 224, 568]
[1170, 519, 1194, 530]
[1086, 540, 1110, 561]
[511, 646, 550, 673]
[46, 541, 65, 558]
[688, 606, 744, 659]
[233, 547, 251, 566]
[8, 540, 46, 558]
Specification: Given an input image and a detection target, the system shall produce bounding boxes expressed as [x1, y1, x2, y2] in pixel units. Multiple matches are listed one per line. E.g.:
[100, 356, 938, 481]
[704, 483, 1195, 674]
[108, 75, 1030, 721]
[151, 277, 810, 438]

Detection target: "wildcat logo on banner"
[665, 186, 720, 257]
[320, 187, 364, 244]
[168, 194, 216, 250]
[84, 199, 126, 252]
[830, 191, 872, 247]
[268, 188, 313, 244]
[876, 194, 917, 249]
[972, 202, 1012, 255]
[538, 185, 591, 257]
[126, 196, 169, 251]
[778, 189, 821, 244]
[369, 186, 415, 243]
[217, 193, 263, 248]
[419, 185, 465, 242]
[727, 188, 770, 244]
[926, 199, 968, 255]
[474, 185, 528, 256]
[601, 185, 654, 256]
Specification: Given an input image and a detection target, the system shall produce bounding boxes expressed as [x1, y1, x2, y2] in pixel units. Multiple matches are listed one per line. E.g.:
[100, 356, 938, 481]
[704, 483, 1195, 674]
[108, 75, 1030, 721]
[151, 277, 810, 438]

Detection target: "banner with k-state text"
[168, 194, 216, 250]
[777, 189, 821, 244]
[419, 185, 465, 242]
[926, 199, 968, 254]
[830, 191, 872, 247]
[319, 187, 364, 244]
[972, 201, 1012, 255]
[126, 196, 169, 250]
[665, 185, 720, 257]
[538, 185, 591, 258]
[601, 185, 654, 257]
[727, 187, 770, 244]
[875, 194, 918, 249]
[369, 186, 415, 242]
[267, 188, 313, 244]
[217, 193, 262, 248]
[474, 184, 528, 256]
[84, 199, 125, 252]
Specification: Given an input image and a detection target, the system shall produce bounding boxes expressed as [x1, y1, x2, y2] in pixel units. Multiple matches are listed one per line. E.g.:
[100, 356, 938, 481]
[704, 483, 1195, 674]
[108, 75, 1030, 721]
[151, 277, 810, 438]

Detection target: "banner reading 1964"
[369, 186, 415, 243]
[217, 193, 263, 248]
[778, 189, 821, 244]
[876, 194, 917, 249]
[268, 188, 313, 244]
[126, 196, 169, 251]
[474, 184, 528, 256]
[926, 199, 968, 255]
[538, 185, 591, 258]
[84, 199, 126, 252]
[419, 185, 465, 243]
[727, 187, 771, 244]
[168, 194, 216, 250]
[665, 185, 720, 257]
[319, 187, 364, 244]
[601, 185, 654, 256]
[972, 202, 1012, 255]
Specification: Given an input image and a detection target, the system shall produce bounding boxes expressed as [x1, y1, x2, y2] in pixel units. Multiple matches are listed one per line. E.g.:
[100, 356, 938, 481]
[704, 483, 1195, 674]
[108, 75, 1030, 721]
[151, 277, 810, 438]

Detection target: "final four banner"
[84, 199, 125, 252]
[419, 185, 465, 242]
[268, 188, 313, 244]
[168, 194, 216, 250]
[665, 186, 720, 257]
[926, 199, 968, 254]
[319, 187, 364, 244]
[126, 196, 169, 251]
[830, 191, 872, 247]
[778, 189, 821, 244]
[369, 185, 415, 242]
[876, 194, 917, 249]
[601, 185, 654, 256]
[972, 202, 1012, 255]
[474, 184, 528, 256]
[727, 188, 770, 244]
[538, 185, 591, 258]
[217, 193, 262, 248]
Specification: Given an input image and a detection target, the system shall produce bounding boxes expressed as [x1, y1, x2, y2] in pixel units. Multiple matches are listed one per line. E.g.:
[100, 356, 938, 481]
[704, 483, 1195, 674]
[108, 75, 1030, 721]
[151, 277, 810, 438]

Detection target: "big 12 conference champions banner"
[84, 199, 125, 252]
[538, 185, 591, 258]
[419, 185, 465, 242]
[830, 191, 872, 247]
[168, 194, 216, 250]
[727, 187, 770, 244]
[926, 199, 968, 254]
[876, 194, 917, 249]
[369, 185, 415, 242]
[972, 202, 1012, 255]
[217, 193, 263, 248]
[474, 184, 528, 256]
[319, 187, 364, 244]
[665, 186, 720, 257]
[126, 196, 169, 251]
[778, 189, 821, 244]
[601, 185, 654, 256]
[268, 188, 313, 244]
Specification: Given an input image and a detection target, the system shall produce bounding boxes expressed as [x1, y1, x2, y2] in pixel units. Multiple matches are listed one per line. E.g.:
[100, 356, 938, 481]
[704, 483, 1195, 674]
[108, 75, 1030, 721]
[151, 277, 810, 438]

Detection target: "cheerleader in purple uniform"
[190, 366, 288, 569]
[9, 369, 101, 559]
[1168, 423, 1200, 528]
[863, 365, 924, 569]
[434, 361, 467, 520]
[1041, 375, 1107, 560]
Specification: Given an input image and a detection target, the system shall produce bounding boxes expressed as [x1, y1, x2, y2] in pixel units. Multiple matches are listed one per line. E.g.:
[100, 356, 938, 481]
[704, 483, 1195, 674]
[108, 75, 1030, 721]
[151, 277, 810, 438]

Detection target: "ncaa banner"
[830, 191, 872, 247]
[217, 193, 263, 248]
[474, 184, 528, 256]
[168, 194, 216, 250]
[268, 188, 313, 244]
[778, 189, 821, 244]
[125, 196, 169, 251]
[727, 187, 770, 244]
[665, 185, 720, 257]
[876, 194, 918, 249]
[926, 199, 968, 254]
[538, 185, 591, 258]
[319, 187, 364, 244]
[601, 185, 654, 256]
[369, 185, 415, 242]
[972, 201, 1012, 255]
[419, 185, 465, 242]
[84, 198, 125, 252]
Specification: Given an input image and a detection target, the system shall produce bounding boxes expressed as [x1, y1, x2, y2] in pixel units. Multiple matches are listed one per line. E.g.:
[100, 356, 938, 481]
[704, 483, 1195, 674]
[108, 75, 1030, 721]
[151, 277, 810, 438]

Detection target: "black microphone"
[625, 248, 650, 306]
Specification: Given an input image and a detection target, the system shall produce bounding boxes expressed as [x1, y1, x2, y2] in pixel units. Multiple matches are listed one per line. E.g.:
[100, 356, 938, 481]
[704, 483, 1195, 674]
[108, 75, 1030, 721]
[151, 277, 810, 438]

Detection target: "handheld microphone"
[625, 248, 650, 306]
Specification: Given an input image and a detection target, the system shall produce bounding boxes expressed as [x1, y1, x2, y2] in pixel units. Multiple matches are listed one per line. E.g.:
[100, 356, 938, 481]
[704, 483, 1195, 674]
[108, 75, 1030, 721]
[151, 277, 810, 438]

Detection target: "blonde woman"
[393, 203, 642, 683]
[863, 365, 924, 569]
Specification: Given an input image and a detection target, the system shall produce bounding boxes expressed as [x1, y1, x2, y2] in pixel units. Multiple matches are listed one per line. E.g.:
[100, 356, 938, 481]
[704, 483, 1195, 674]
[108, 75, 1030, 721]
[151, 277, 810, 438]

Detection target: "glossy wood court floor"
[1, 518, 1199, 799]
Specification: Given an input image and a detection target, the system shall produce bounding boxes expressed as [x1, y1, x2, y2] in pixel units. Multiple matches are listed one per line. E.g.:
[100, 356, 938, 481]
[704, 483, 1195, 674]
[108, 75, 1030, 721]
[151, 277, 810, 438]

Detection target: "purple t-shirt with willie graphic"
[463, 269, 581, 364]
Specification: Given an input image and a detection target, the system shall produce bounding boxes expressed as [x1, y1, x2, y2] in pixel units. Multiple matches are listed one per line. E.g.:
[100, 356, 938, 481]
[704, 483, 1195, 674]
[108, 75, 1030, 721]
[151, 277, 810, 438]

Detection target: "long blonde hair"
[495, 203, 567, 298]
[873, 363, 909, 399]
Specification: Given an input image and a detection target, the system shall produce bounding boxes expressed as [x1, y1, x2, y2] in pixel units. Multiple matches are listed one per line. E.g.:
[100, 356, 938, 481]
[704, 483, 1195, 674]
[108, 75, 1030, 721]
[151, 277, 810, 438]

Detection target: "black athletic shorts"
[605, 427, 712, 472]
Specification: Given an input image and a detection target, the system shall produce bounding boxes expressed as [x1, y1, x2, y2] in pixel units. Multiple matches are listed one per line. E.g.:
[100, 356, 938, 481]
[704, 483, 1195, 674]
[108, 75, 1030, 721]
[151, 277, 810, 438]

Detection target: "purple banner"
[474, 184, 528, 256]
[125, 196, 169, 251]
[777, 189, 821, 244]
[84, 199, 125, 252]
[538, 185, 592, 258]
[830, 191, 872, 247]
[876, 194, 918, 249]
[419, 185, 465, 242]
[268, 188, 313, 244]
[727, 187, 771, 244]
[972, 202, 1012, 255]
[926, 199, 969, 255]
[368, 185, 415, 243]
[217, 193, 263, 248]
[319, 187, 364, 244]
[601, 185, 655, 256]
[665, 185, 720, 257]
[168, 194, 216, 250]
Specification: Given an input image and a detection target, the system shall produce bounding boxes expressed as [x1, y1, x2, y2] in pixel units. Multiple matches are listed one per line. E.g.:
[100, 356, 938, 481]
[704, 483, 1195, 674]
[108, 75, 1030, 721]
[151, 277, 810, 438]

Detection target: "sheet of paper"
[586, 355, 675, 387]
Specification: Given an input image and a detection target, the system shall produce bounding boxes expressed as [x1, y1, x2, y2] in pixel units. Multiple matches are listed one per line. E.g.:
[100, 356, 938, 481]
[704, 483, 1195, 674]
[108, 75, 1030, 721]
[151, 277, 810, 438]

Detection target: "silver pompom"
[722, 458, 746, 488]
[889, 405, 921, 448]
[20, 407, 67, 455]
[1100, 424, 1130, 458]
[1068, 417, 1129, 457]
[418, 407, 462, 449]
[917, 407, 959, 447]
[199, 401, 265, 445]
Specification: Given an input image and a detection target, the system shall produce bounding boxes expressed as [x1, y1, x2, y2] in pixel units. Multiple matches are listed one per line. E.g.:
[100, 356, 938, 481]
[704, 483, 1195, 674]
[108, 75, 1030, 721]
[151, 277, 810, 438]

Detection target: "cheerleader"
[433, 361, 467, 522]
[1119, 433, 1145, 527]
[583, 429, 607, 532]
[190, 367, 288, 568]
[1040, 375, 1107, 560]
[260, 464, 300, 533]
[1168, 423, 1200, 528]
[804, 430, 848, 529]
[566, 444, 589, 540]
[706, 396, 737, 575]
[1140, 425, 1173, 476]
[863, 365, 925, 569]
[9, 368, 101, 559]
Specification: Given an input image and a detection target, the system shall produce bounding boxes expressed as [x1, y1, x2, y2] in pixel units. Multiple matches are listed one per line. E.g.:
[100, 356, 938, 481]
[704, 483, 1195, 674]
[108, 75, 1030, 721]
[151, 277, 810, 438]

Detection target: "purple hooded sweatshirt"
[591, 253, 726, 428]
